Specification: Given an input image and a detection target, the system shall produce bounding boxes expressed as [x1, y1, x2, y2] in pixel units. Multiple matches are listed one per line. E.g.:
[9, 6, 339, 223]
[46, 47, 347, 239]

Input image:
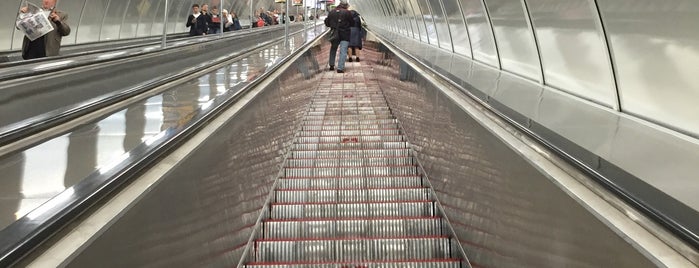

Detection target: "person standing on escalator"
[324, 0, 352, 73]
[186, 4, 205, 36]
[18, 0, 71, 60]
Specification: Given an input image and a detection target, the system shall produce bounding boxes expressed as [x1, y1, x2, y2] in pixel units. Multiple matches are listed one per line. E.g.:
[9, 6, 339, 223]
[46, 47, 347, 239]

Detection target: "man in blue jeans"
[324, 0, 353, 73]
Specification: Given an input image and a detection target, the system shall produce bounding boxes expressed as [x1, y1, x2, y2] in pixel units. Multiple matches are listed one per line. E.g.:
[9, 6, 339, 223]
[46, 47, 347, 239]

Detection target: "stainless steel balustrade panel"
[63, 31, 325, 268]
[76, 0, 109, 43]
[135, 0, 159, 37]
[459, 0, 499, 67]
[57, 0, 88, 45]
[442, 0, 471, 56]
[526, 0, 616, 108]
[483, 0, 540, 80]
[406, 0, 429, 42]
[101, 0, 129, 40]
[0, 0, 23, 51]
[367, 43, 656, 267]
[149, 0, 166, 36]
[427, 0, 451, 51]
[597, 0, 699, 136]
[416, 0, 439, 47]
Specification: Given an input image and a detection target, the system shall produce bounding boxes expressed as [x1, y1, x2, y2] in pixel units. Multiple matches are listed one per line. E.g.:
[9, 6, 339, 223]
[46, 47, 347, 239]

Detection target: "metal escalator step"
[287, 157, 415, 167]
[298, 129, 402, 137]
[292, 142, 409, 151]
[270, 201, 435, 219]
[276, 176, 424, 189]
[290, 149, 412, 159]
[302, 119, 398, 126]
[245, 259, 462, 267]
[304, 115, 395, 120]
[301, 124, 398, 131]
[263, 217, 444, 239]
[284, 165, 418, 177]
[274, 188, 432, 203]
[254, 236, 452, 262]
[309, 105, 390, 111]
[296, 135, 405, 144]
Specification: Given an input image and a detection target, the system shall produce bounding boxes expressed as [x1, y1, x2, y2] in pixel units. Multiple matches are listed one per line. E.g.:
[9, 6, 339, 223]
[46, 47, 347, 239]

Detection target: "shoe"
[355, 57, 360, 62]
[337, 69, 345, 73]
[348, 58, 353, 62]
[329, 65, 335, 71]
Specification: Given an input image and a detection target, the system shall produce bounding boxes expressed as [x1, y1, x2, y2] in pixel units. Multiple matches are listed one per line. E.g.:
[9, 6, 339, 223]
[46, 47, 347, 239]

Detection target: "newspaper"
[16, 2, 54, 41]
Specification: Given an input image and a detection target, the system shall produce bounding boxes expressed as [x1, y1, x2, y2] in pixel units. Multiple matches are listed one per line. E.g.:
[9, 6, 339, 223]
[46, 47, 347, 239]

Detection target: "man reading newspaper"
[17, 0, 70, 60]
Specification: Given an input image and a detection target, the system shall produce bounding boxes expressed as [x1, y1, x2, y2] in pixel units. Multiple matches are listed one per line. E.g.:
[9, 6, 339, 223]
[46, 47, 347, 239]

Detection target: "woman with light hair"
[221, 9, 232, 31]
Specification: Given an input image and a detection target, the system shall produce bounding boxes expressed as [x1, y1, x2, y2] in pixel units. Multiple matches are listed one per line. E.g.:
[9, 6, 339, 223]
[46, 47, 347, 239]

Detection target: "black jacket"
[324, 7, 353, 42]
[186, 12, 210, 36]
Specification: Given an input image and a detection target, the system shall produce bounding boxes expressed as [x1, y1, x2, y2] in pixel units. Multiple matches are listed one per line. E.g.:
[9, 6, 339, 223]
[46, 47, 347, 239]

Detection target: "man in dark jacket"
[186, 4, 205, 36]
[324, 0, 353, 73]
[19, 0, 71, 60]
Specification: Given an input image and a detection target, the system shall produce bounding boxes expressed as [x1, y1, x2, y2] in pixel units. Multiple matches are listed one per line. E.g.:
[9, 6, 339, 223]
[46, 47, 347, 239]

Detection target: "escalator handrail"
[0, 24, 325, 267]
[0, 24, 306, 147]
[0, 32, 191, 68]
[0, 25, 284, 82]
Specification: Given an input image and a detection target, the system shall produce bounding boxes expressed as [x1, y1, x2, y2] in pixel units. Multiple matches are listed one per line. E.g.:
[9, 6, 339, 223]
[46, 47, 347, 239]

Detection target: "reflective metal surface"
[442, 0, 471, 56]
[0, 26, 318, 234]
[368, 42, 656, 267]
[64, 33, 322, 268]
[427, 0, 451, 51]
[0, 25, 300, 142]
[527, 0, 616, 108]
[459, 0, 500, 66]
[483, 0, 540, 80]
[0, 0, 310, 51]
[241, 55, 468, 266]
[372, 29, 699, 260]
[598, 0, 699, 136]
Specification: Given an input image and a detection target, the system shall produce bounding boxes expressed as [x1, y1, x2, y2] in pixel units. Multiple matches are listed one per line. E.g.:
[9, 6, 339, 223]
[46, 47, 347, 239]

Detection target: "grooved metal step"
[284, 165, 418, 177]
[276, 176, 424, 189]
[270, 201, 435, 219]
[302, 119, 399, 126]
[298, 129, 402, 137]
[274, 188, 432, 203]
[287, 157, 415, 167]
[242, 70, 465, 267]
[245, 260, 461, 267]
[296, 135, 405, 144]
[290, 149, 412, 159]
[263, 217, 444, 239]
[292, 142, 409, 151]
[301, 125, 399, 131]
[254, 236, 453, 262]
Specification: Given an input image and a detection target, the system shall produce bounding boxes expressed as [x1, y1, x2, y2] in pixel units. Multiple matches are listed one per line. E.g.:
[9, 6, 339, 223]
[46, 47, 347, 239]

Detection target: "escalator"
[5, 31, 691, 267]
[242, 70, 467, 266]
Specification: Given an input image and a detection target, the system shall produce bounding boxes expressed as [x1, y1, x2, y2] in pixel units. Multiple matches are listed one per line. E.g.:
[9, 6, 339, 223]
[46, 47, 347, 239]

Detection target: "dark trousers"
[23, 36, 46, 60]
